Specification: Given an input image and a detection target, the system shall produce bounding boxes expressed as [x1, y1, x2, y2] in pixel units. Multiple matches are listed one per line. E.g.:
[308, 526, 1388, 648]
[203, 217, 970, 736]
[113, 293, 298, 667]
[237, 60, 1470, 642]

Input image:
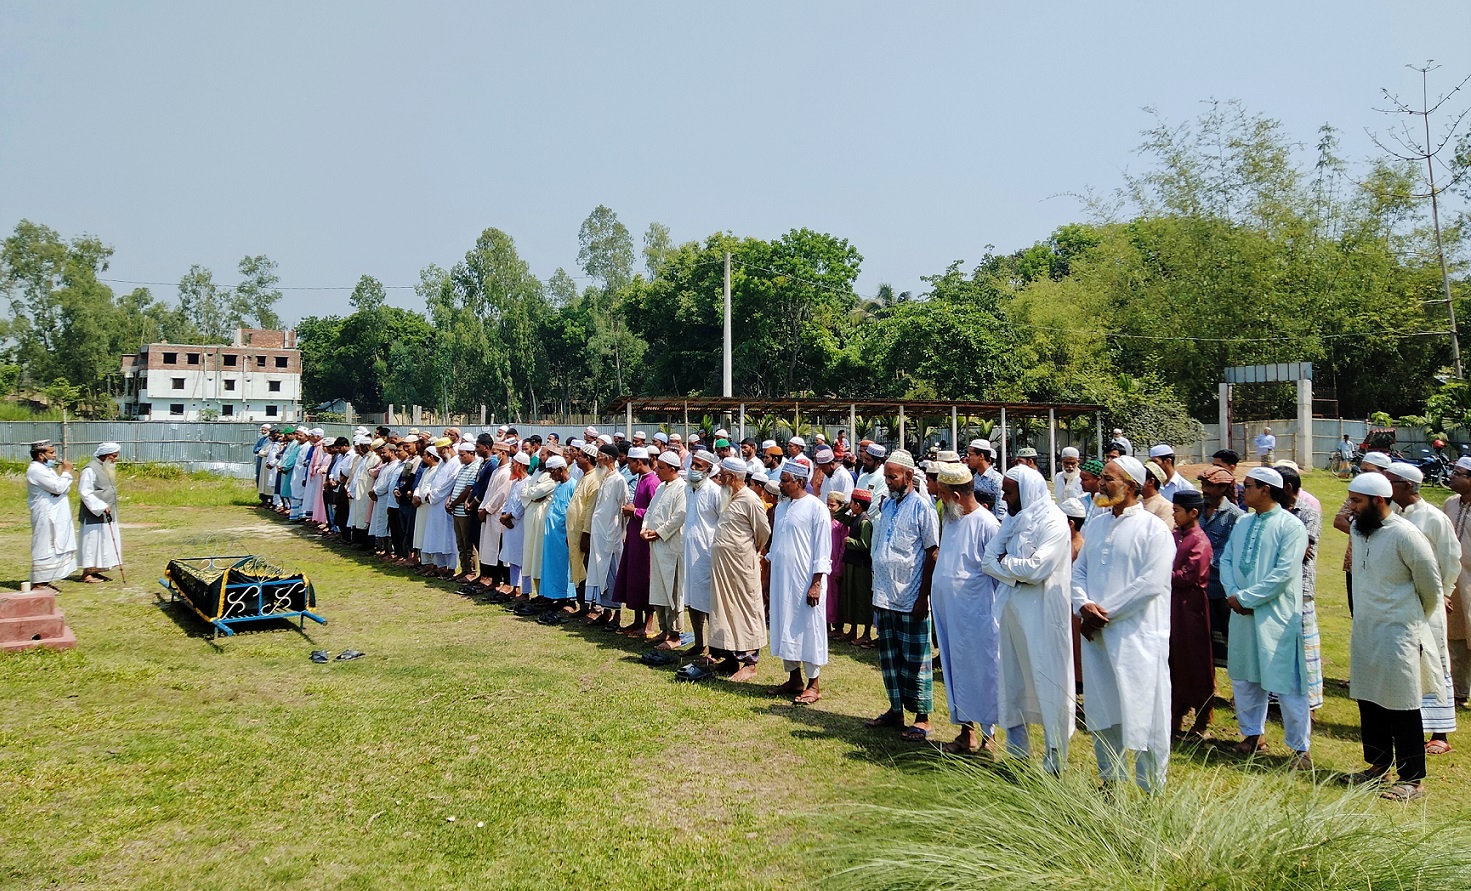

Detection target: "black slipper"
[335, 649, 365, 661]
[537, 612, 566, 626]
[675, 663, 714, 682]
[641, 650, 678, 666]
[310, 650, 330, 663]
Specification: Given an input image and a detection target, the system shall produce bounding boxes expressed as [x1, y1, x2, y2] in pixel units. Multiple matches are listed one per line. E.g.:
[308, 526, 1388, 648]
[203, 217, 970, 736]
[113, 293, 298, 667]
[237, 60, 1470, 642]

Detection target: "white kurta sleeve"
[30, 465, 74, 496]
[809, 507, 832, 578]
[1399, 526, 1446, 615]
[1071, 532, 1093, 614]
[995, 518, 1070, 584]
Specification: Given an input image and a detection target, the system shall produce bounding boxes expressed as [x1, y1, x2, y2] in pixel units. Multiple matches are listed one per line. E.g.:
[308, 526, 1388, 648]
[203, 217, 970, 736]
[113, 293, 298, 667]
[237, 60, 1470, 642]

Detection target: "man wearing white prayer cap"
[642, 449, 689, 647]
[1334, 450, 1394, 615]
[703, 453, 772, 682]
[77, 442, 122, 583]
[965, 438, 1007, 521]
[1111, 428, 1133, 456]
[632, 431, 647, 445]
[1384, 461, 1460, 754]
[26, 440, 77, 590]
[865, 449, 942, 739]
[1341, 468, 1445, 799]
[1149, 444, 1196, 503]
[768, 452, 835, 703]
[1218, 465, 1313, 768]
[679, 447, 723, 658]
[1070, 456, 1174, 790]
[1053, 446, 1083, 504]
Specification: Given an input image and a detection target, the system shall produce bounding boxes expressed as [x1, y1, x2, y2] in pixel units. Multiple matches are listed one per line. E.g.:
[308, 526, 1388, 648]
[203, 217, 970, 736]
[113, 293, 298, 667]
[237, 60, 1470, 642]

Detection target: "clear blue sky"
[2, 2, 1467, 323]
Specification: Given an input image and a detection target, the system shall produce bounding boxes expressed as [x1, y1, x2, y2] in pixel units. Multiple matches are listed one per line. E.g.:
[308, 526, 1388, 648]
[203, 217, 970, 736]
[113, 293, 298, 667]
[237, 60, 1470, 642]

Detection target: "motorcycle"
[1417, 448, 1452, 488]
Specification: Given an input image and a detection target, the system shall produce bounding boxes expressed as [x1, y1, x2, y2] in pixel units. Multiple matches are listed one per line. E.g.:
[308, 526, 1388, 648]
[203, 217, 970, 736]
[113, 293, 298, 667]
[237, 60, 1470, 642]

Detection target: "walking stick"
[108, 513, 126, 584]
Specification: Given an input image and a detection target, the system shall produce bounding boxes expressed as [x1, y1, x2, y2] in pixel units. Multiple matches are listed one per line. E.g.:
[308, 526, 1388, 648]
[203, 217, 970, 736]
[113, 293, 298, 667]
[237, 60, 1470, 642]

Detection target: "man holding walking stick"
[78, 442, 124, 584]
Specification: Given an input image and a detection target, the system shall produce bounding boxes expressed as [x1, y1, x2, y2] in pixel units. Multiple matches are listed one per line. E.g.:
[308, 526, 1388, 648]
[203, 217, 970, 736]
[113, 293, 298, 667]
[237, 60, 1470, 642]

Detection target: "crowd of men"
[25, 420, 1462, 801]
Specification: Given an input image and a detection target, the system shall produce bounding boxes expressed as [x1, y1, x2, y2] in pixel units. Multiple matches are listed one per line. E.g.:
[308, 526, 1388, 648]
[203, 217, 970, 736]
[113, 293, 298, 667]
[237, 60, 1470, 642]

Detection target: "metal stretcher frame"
[160, 554, 326, 639]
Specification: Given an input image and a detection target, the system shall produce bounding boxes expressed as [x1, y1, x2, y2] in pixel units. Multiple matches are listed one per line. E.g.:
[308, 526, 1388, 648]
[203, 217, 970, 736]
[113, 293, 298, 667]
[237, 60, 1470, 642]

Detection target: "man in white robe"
[476, 442, 514, 590]
[519, 456, 560, 598]
[643, 451, 689, 648]
[768, 461, 834, 704]
[1384, 462, 1460, 751]
[499, 452, 533, 595]
[1071, 456, 1175, 792]
[983, 464, 1075, 774]
[1342, 471, 1444, 800]
[78, 442, 122, 582]
[1441, 455, 1471, 706]
[369, 441, 399, 552]
[680, 450, 723, 655]
[587, 444, 629, 624]
[933, 461, 1003, 753]
[1052, 447, 1083, 504]
[421, 440, 459, 573]
[27, 440, 77, 589]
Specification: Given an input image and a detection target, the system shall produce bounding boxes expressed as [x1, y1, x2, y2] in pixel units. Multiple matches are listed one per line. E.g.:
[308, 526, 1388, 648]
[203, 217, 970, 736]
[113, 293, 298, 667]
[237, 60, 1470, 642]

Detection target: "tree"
[577, 205, 642, 395]
[233, 255, 284, 330]
[349, 274, 387, 313]
[643, 221, 675, 278]
[178, 265, 231, 342]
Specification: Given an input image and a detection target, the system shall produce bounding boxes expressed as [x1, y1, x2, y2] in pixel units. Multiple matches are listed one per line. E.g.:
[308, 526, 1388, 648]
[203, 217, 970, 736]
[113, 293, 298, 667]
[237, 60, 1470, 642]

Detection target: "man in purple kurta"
[613, 447, 659, 637]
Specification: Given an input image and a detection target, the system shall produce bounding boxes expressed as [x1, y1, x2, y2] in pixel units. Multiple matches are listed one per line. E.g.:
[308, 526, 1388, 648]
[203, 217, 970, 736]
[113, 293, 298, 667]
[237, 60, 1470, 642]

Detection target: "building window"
[162, 352, 177, 364]
[221, 404, 234, 416]
[256, 356, 267, 368]
[138, 403, 151, 415]
[187, 353, 200, 365]
[265, 405, 279, 417]
[169, 404, 184, 416]
[223, 354, 238, 367]
[224, 379, 236, 391]
[268, 380, 282, 392]
[172, 377, 185, 389]
[275, 356, 288, 368]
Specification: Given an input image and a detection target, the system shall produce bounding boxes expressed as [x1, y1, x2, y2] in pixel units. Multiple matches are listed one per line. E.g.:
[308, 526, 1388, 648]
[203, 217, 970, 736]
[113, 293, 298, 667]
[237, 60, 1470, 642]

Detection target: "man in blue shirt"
[1198, 466, 1244, 667]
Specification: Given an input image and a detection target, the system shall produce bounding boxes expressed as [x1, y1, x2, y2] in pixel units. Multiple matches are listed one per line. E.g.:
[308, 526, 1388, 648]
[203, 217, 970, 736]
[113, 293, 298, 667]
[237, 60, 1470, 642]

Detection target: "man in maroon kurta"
[614, 447, 659, 637]
[1170, 490, 1215, 739]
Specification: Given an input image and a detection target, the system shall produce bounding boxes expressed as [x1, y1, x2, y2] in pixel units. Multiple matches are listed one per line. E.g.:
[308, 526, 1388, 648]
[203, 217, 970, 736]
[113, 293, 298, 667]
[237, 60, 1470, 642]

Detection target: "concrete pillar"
[1048, 408, 1057, 476]
[1096, 411, 1104, 458]
[1218, 383, 1231, 453]
[950, 406, 958, 452]
[999, 407, 1008, 468]
[1297, 377, 1313, 468]
[898, 405, 906, 449]
[739, 403, 746, 441]
[849, 404, 857, 445]
[479, 404, 486, 426]
[625, 402, 633, 440]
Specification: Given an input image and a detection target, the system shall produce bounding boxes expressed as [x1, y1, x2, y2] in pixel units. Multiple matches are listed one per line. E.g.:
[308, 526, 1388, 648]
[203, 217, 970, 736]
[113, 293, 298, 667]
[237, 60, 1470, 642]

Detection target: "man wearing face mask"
[28, 440, 77, 591]
[678, 450, 723, 658]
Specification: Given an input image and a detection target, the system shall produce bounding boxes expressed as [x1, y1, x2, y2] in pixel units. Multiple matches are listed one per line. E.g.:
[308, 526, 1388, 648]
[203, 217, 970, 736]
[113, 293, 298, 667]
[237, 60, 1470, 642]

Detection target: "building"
[117, 328, 302, 422]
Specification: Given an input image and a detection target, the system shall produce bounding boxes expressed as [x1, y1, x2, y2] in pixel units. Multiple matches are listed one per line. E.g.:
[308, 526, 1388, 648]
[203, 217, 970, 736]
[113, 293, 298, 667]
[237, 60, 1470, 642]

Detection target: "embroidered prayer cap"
[1386, 461, 1423, 485]
[568, 439, 584, 449]
[968, 438, 995, 455]
[627, 446, 650, 460]
[1060, 447, 1081, 459]
[544, 455, 568, 470]
[714, 439, 731, 449]
[788, 436, 806, 448]
[937, 450, 961, 463]
[814, 447, 835, 463]
[409, 428, 420, 435]
[1361, 451, 1393, 470]
[865, 443, 888, 459]
[281, 425, 296, 435]
[692, 450, 717, 466]
[1144, 460, 1169, 485]
[1198, 467, 1235, 485]
[1016, 447, 1039, 458]
[761, 439, 778, 450]
[1348, 472, 1392, 497]
[597, 434, 613, 444]
[765, 444, 784, 457]
[401, 433, 419, 443]
[374, 438, 390, 450]
[432, 437, 453, 448]
[583, 426, 599, 439]
[687, 433, 699, 442]
[353, 434, 372, 445]
[1081, 458, 1105, 477]
[850, 488, 872, 505]
[1172, 490, 1205, 509]
[885, 449, 916, 470]
[1059, 497, 1088, 519]
[1148, 443, 1174, 458]
[936, 462, 972, 486]
[1245, 466, 1283, 489]
[1112, 455, 1147, 486]
[94, 442, 121, 457]
[513, 452, 532, 466]
[657, 450, 682, 468]
[777, 459, 811, 479]
[580, 442, 600, 458]
[721, 456, 750, 474]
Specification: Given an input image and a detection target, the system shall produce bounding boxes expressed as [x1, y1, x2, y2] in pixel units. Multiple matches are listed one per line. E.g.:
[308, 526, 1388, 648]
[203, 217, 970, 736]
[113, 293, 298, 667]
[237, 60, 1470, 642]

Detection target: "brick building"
[116, 328, 302, 422]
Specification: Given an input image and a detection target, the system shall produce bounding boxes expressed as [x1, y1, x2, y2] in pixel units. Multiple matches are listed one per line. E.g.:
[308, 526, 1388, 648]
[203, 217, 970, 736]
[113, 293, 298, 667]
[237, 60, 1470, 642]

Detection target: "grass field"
[2, 466, 1467, 890]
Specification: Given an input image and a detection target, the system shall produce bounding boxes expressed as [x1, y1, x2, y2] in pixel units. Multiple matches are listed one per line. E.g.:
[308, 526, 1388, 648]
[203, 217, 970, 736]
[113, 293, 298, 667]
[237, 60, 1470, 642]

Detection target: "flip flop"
[335, 649, 365, 661]
[942, 738, 981, 754]
[537, 612, 567, 626]
[675, 663, 714, 683]
[865, 711, 905, 730]
[901, 726, 931, 742]
[1381, 782, 1426, 802]
[310, 650, 330, 663]
[1425, 739, 1453, 756]
[641, 650, 678, 666]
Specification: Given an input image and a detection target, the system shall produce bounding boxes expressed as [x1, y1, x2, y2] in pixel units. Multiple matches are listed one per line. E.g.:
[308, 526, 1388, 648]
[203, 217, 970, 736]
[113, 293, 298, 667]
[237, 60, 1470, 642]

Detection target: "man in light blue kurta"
[539, 459, 578, 603]
[1219, 465, 1310, 764]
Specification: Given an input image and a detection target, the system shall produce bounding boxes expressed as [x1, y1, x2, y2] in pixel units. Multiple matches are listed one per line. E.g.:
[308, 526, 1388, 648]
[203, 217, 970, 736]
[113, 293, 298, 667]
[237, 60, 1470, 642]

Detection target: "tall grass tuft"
[827, 758, 1471, 891]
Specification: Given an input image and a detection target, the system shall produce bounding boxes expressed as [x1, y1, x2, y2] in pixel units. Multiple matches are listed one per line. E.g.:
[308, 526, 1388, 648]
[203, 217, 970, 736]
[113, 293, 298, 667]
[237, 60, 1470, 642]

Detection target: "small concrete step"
[0, 591, 57, 619]
[0, 624, 77, 653]
[0, 611, 68, 644]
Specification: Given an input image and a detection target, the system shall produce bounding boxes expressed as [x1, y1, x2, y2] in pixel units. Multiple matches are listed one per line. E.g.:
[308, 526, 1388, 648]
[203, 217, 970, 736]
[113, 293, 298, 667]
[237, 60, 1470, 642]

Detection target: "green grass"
[1, 469, 1468, 890]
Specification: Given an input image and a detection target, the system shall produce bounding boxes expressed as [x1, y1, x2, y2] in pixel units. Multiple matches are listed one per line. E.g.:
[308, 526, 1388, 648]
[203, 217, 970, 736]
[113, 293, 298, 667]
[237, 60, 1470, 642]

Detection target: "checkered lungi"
[1303, 597, 1323, 710]
[875, 606, 933, 714]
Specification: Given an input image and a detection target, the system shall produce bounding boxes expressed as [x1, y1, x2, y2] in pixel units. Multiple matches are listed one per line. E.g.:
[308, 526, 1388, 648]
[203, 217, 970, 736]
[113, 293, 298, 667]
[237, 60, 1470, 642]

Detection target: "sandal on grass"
[901, 725, 931, 742]
[1380, 782, 1426, 802]
[310, 650, 330, 663]
[942, 737, 981, 755]
[864, 711, 905, 730]
[1425, 739, 1452, 756]
[335, 649, 365, 661]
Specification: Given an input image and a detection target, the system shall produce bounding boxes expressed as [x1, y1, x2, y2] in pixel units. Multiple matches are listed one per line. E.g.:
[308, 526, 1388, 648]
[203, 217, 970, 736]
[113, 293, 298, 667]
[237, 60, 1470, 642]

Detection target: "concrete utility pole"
[723, 251, 733, 397]
[1373, 63, 1471, 379]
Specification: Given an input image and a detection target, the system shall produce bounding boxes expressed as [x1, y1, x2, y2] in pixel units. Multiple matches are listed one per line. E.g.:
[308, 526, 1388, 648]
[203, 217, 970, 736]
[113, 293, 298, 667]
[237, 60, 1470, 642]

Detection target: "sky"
[2, 2, 1469, 324]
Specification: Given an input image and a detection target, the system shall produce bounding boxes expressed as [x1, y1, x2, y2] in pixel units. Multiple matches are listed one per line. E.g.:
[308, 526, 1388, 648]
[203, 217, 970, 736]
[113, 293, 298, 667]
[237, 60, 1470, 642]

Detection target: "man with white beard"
[586, 444, 629, 628]
[680, 450, 724, 658]
[767, 460, 834, 704]
[983, 464, 1074, 773]
[1072, 456, 1175, 792]
[933, 461, 1003, 753]
[77, 442, 122, 584]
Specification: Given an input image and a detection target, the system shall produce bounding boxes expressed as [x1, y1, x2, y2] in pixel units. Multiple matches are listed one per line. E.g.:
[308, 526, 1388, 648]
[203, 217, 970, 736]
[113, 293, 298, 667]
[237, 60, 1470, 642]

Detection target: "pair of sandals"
[865, 711, 930, 742]
[309, 649, 365, 663]
[675, 661, 716, 682]
[1341, 770, 1427, 801]
[80, 573, 113, 584]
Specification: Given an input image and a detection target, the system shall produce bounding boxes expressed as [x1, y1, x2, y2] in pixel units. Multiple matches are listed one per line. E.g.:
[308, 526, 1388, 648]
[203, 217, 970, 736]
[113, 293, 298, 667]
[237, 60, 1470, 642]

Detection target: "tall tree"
[233, 254, 284, 329]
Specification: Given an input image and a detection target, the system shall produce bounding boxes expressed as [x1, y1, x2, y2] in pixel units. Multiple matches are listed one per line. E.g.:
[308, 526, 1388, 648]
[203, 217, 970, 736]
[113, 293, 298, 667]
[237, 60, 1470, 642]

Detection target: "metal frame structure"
[160, 555, 325, 639]
[606, 396, 1104, 467]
